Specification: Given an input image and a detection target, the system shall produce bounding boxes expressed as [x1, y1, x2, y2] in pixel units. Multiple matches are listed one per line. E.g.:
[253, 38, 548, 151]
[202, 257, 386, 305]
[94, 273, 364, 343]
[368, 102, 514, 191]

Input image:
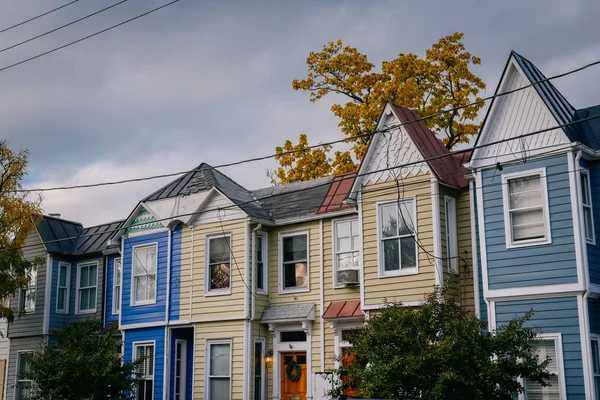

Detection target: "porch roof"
[322, 301, 363, 320]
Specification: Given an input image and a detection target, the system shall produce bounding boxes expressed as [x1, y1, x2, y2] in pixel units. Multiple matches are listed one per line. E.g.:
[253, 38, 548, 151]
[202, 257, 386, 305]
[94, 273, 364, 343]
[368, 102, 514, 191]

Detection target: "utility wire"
[8, 54, 600, 194]
[0, 0, 179, 74]
[0, 0, 128, 56]
[0, 1, 79, 34]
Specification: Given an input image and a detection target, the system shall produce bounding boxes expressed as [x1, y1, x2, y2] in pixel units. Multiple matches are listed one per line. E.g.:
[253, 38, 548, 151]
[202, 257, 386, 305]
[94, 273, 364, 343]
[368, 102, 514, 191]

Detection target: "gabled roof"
[143, 163, 271, 221]
[74, 220, 124, 255]
[36, 215, 83, 254]
[388, 104, 468, 188]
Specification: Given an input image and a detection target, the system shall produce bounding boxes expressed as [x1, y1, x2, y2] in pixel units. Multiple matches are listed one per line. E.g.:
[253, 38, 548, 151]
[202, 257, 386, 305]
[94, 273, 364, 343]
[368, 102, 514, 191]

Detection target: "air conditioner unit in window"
[337, 269, 359, 286]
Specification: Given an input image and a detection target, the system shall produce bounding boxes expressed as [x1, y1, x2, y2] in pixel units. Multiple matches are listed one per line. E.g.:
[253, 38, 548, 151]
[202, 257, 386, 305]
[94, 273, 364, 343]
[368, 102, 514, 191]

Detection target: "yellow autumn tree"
[272, 32, 485, 184]
[0, 139, 42, 321]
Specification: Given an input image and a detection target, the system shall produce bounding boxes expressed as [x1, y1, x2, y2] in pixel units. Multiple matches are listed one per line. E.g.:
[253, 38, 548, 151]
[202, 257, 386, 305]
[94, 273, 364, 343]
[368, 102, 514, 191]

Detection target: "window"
[581, 170, 595, 243]
[592, 337, 600, 399]
[207, 340, 231, 400]
[280, 232, 308, 292]
[502, 170, 550, 247]
[112, 258, 122, 314]
[134, 343, 155, 400]
[174, 340, 187, 400]
[20, 267, 37, 313]
[56, 262, 70, 313]
[256, 233, 267, 293]
[207, 235, 231, 293]
[133, 244, 157, 304]
[254, 341, 264, 400]
[77, 263, 97, 313]
[338, 327, 360, 398]
[378, 199, 417, 275]
[444, 197, 458, 273]
[334, 219, 360, 286]
[524, 338, 562, 400]
[16, 352, 32, 400]
[280, 331, 307, 342]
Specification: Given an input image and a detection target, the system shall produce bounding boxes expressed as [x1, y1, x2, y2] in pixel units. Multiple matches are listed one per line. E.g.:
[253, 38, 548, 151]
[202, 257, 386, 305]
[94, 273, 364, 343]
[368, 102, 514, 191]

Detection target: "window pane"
[88, 288, 96, 309]
[337, 253, 359, 270]
[351, 220, 359, 237]
[136, 276, 146, 302]
[135, 247, 147, 275]
[398, 201, 415, 235]
[210, 344, 230, 375]
[18, 354, 29, 375]
[210, 237, 231, 264]
[80, 290, 89, 310]
[280, 331, 307, 342]
[400, 237, 417, 268]
[80, 266, 89, 287]
[89, 265, 97, 286]
[210, 264, 230, 290]
[581, 173, 590, 204]
[59, 266, 67, 287]
[284, 263, 307, 288]
[58, 289, 65, 310]
[283, 235, 307, 262]
[509, 177, 542, 209]
[146, 247, 157, 273]
[592, 340, 599, 374]
[257, 261, 264, 291]
[147, 276, 156, 300]
[380, 204, 398, 238]
[116, 259, 122, 285]
[337, 236, 352, 253]
[257, 236, 263, 263]
[512, 209, 545, 240]
[383, 239, 400, 271]
[210, 378, 230, 400]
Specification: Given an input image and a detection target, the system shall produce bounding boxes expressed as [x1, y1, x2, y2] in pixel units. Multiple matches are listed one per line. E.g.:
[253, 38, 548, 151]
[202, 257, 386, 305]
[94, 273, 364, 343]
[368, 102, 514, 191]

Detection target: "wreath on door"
[286, 360, 302, 382]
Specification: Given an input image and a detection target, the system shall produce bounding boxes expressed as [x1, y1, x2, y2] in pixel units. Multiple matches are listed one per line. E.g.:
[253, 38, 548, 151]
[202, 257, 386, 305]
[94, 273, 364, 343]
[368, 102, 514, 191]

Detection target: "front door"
[281, 352, 307, 400]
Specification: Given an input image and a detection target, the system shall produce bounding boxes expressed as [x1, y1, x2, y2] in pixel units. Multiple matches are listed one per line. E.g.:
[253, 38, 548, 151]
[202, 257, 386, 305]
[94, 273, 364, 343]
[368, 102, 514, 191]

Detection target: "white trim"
[331, 216, 361, 288]
[278, 230, 310, 294]
[489, 301, 496, 331]
[75, 261, 99, 315]
[469, 180, 481, 317]
[501, 168, 552, 249]
[256, 231, 269, 294]
[376, 198, 419, 278]
[475, 171, 490, 300]
[254, 337, 266, 400]
[569, 152, 586, 289]
[358, 191, 366, 311]
[42, 255, 51, 333]
[332, 321, 363, 369]
[258, 209, 358, 227]
[14, 350, 33, 400]
[486, 283, 583, 301]
[174, 338, 187, 400]
[319, 219, 325, 372]
[431, 179, 443, 285]
[578, 294, 595, 400]
[444, 195, 459, 274]
[189, 227, 194, 320]
[580, 168, 596, 245]
[270, 322, 312, 400]
[204, 232, 233, 296]
[130, 242, 159, 306]
[166, 229, 172, 323]
[132, 340, 156, 400]
[111, 258, 122, 315]
[118, 236, 125, 328]
[55, 262, 71, 314]
[520, 333, 567, 400]
[205, 339, 233, 400]
[163, 327, 169, 400]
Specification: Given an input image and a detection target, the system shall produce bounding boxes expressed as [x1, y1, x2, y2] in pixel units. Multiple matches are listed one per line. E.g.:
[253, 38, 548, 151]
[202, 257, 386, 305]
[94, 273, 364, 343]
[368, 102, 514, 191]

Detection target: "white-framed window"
[333, 219, 361, 287]
[279, 231, 309, 293]
[592, 336, 600, 399]
[205, 234, 232, 295]
[76, 262, 98, 314]
[134, 342, 155, 400]
[377, 199, 418, 276]
[254, 339, 265, 400]
[16, 351, 33, 400]
[523, 334, 565, 400]
[56, 262, 71, 314]
[112, 258, 122, 315]
[19, 267, 37, 313]
[502, 169, 551, 248]
[444, 196, 458, 273]
[581, 170, 595, 244]
[256, 233, 268, 294]
[132, 244, 158, 305]
[174, 339, 187, 400]
[206, 339, 231, 400]
[334, 323, 361, 398]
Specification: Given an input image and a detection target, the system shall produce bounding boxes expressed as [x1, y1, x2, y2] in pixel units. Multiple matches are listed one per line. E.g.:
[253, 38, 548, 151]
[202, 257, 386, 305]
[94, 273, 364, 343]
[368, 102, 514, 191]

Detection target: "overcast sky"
[2, 0, 600, 226]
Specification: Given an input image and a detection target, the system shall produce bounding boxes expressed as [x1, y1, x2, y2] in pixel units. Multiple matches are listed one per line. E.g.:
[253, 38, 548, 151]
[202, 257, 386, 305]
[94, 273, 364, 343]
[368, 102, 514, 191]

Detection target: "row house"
[468, 51, 600, 399]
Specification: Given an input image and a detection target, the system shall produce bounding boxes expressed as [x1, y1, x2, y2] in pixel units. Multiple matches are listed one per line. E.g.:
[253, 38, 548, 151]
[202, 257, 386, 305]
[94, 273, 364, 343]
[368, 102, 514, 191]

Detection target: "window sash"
[208, 236, 231, 291]
[16, 352, 33, 400]
[281, 234, 308, 290]
[57, 263, 69, 313]
[334, 220, 360, 272]
[135, 343, 155, 400]
[581, 171, 595, 242]
[133, 245, 157, 303]
[254, 341, 263, 400]
[208, 342, 231, 400]
[113, 258, 122, 314]
[78, 264, 97, 312]
[506, 174, 548, 243]
[379, 200, 417, 273]
[524, 338, 561, 400]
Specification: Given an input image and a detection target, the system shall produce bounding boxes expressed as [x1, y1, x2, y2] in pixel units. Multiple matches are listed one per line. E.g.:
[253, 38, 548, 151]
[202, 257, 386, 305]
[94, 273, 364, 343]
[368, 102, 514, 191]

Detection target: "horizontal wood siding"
[123, 327, 165, 400]
[585, 159, 600, 285]
[179, 220, 246, 320]
[122, 231, 169, 326]
[169, 225, 183, 321]
[7, 336, 43, 400]
[194, 320, 244, 399]
[362, 175, 436, 306]
[495, 297, 584, 399]
[0, 320, 8, 359]
[456, 189, 475, 311]
[482, 155, 578, 289]
[105, 254, 120, 324]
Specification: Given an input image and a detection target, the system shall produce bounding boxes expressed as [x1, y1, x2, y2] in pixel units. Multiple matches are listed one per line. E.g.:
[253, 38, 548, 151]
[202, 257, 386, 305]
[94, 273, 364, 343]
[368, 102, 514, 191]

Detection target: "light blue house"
[468, 51, 600, 399]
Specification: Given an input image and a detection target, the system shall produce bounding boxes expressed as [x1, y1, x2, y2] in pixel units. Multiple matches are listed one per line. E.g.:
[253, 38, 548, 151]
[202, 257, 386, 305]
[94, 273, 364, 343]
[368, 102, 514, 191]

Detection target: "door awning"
[322, 301, 363, 320]
[261, 303, 316, 324]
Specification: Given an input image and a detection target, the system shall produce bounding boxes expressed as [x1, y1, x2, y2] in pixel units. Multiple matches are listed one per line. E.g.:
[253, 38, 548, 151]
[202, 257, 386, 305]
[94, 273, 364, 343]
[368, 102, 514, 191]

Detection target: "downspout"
[431, 178, 443, 286]
[166, 229, 172, 323]
[251, 223, 262, 321]
[189, 227, 194, 321]
[243, 220, 251, 400]
[163, 229, 173, 400]
[319, 219, 325, 372]
[469, 180, 481, 317]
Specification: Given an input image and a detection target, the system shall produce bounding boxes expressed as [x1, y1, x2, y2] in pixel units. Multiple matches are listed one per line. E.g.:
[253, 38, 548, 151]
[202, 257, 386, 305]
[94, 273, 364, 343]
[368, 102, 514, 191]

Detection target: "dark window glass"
[254, 342, 263, 400]
[280, 331, 307, 342]
[257, 236, 264, 291]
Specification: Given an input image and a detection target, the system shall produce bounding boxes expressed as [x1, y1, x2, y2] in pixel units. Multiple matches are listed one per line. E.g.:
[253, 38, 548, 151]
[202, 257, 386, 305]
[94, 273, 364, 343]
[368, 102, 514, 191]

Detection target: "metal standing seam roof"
[322, 300, 363, 319]
[74, 220, 124, 254]
[36, 215, 83, 254]
[317, 172, 356, 214]
[260, 303, 316, 323]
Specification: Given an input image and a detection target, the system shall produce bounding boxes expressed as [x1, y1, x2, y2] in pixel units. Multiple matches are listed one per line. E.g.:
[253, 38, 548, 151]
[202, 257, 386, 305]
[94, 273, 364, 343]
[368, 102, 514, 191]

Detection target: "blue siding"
[105, 254, 120, 324]
[122, 231, 170, 326]
[169, 225, 182, 321]
[482, 155, 578, 289]
[495, 297, 585, 399]
[169, 327, 194, 400]
[584, 159, 600, 285]
[124, 327, 166, 400]
[589, 297, 600, 335]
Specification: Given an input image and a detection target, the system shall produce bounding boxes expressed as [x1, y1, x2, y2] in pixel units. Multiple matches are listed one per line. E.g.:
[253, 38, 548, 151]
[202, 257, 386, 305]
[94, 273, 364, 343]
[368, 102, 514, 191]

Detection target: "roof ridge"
[42, 214, 84, 226]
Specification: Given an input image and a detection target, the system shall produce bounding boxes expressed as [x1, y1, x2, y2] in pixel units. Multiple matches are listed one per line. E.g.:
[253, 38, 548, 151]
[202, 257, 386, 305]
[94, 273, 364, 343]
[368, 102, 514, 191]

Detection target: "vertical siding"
[193, 321, 244, 400]
[6, 336, 43, 400]
[124, 327, 166, 400]
[105, 254, 120, 324]
[585, 159, 600, 285]
[361, 175, 436, 305]
[495, 297, 584, 399]
[169, 225, 183, 321]
[179, 220, 247, 321]
[122, 231, 169, 326]
[483, 155, 578, 289]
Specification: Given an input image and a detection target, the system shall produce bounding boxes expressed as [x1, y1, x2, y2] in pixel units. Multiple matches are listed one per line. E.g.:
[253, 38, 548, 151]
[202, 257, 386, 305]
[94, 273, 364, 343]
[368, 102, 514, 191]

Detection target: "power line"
[9, 54, 600, 194]
[0, 0, 179, 74]
[0, 0, 128, 56]
[0, 1, 79, 34]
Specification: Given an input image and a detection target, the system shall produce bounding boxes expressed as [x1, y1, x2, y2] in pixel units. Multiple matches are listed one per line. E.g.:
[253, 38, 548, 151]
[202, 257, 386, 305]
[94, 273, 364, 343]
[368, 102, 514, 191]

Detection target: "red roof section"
[317, 172, 356, 214]
[389, 104, 469, 188]
[322, 301, 363, 319]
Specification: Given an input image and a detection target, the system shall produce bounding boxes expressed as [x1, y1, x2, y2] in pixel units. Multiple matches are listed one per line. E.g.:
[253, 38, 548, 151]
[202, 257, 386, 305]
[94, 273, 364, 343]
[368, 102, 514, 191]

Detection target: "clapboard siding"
[585, 159, 600, 285]
[124, 327, 165, 400]
[105, 254, 120, 324]
[169, 225, 183, 321]
[6, 336, 43, 400]
[482, 155, 578, 290]
[495, 297, 585, 399]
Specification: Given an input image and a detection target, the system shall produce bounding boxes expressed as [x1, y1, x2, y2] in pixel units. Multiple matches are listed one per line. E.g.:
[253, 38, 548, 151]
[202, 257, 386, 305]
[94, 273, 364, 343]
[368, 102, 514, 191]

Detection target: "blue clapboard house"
[468, 51, 600, 399]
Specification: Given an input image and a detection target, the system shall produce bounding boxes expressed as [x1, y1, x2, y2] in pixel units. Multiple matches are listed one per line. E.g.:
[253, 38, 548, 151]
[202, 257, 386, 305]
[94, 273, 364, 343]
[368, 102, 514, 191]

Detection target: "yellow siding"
[194, 320, 245, 399]
[362, 175, 436, 305]
[456, 190, 475, 311]
[179, 220, 247, 320]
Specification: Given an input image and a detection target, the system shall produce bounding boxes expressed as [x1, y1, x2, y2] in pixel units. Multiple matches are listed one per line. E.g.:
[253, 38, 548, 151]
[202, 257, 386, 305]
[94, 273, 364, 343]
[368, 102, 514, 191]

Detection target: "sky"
[2, 0, 600, 227]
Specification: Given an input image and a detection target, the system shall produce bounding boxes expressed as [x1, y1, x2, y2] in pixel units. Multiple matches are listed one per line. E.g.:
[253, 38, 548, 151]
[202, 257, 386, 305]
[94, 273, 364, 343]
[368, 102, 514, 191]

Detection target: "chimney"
[48, 213, 61, 218]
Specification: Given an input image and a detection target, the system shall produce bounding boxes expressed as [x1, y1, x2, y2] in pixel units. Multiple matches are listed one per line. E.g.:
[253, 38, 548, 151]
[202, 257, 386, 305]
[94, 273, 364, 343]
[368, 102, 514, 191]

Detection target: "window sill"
[378, 268, 418, 278]
[256, 290, 268, 295]
[131, 300, 157, 307]
[506, 237, 552, 249]
[56, 310, 68, 315]
[586, 238, 596, 246]
[279, 287, 310, 295]
[75, 309, 96, 315]
[205, 289, 232, 297]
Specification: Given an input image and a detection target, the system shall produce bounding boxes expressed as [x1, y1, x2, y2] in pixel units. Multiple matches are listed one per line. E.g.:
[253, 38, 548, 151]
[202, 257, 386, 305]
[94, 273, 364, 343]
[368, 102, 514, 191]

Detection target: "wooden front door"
[281, 352, 307, 400]
[342, 349, 359, 398]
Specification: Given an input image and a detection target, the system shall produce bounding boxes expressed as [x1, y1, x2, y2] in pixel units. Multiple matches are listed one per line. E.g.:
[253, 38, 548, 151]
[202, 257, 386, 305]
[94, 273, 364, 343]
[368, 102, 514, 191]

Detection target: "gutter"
[248, 209, 357, 227]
